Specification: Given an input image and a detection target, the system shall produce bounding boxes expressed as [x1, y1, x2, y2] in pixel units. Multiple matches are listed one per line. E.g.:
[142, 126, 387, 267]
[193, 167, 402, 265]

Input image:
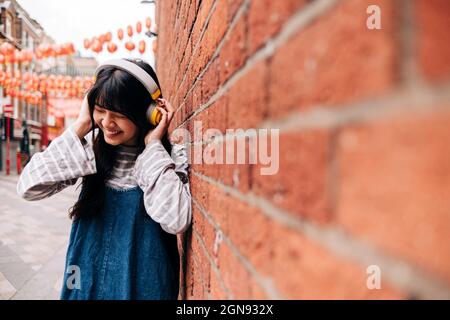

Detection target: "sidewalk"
[0, 172, 80, 300]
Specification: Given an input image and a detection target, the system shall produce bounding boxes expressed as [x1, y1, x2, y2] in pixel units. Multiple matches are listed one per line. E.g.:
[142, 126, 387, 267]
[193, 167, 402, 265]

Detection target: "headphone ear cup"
[146, 102, 163, 126]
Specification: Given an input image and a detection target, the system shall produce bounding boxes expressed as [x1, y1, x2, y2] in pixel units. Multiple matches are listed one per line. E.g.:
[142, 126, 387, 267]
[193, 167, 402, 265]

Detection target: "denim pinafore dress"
[60, 185, 180, 300]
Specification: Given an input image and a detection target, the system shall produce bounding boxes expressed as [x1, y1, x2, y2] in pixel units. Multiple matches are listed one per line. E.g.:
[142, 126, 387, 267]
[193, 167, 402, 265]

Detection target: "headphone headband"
[94, 59, 161, 100]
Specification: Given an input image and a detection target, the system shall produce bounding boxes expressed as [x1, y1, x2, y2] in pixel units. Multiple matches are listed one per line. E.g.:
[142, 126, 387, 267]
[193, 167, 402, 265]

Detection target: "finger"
[158, 98, 173, 109]
[163, 100, 175, 113]
[160, 105, 174, 122]
[156, 99, 165, 107]
[158, 100, 174, 115]
[158, 100, 172, 112]
[156, 107, 168, 121]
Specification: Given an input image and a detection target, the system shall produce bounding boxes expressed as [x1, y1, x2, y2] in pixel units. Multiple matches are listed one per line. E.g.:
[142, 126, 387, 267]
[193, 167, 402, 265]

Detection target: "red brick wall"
[155, 0, 450, 299]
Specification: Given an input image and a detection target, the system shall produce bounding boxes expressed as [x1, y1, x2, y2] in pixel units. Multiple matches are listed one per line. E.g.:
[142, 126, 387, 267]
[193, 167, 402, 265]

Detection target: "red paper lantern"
[35, 48, 43, 59]
[127, 25, 133, 37]
[117, 28, 124, 41]
[146, 17, 152, 30]
[54, 44, 64, 56]
[91, 39, 103, 53]
[5, 51, 16, 64]
[84, 39, 91, 49]
[125, 41, 135, 52]
[0, 42, 15, 56]
[105, 32, 112, 42]
[138, 40, 146, 54]
[0, 43, 9, 55]
[107, 42, 118, 53]
[136, 22, 142, 34]
[66, 43, 76, 55]
[16, 51, 25, 63]
[99, 34, 107, 44]
[23, 50, 33, 62]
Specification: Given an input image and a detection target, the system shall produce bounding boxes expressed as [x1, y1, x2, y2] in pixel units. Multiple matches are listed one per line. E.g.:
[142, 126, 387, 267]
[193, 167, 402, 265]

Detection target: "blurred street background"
[0, 0, 156, 299]
[0, 172, 79, 299]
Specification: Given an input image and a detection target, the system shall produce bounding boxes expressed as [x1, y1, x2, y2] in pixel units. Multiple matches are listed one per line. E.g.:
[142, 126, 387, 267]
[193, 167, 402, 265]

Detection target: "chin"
[104, 136, 123, 146]
[105, 141, 121, 146]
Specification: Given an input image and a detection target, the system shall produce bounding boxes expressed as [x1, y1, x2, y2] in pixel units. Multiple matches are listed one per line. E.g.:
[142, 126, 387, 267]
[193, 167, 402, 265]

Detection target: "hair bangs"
[92, 70, 131, 115]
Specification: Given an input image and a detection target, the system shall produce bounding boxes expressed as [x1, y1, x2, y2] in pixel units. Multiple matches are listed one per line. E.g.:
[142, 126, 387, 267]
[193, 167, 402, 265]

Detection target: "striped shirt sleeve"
[133, 139, 192, 235]
[171, 141, 190, 184]
[16, 125, 97, 201]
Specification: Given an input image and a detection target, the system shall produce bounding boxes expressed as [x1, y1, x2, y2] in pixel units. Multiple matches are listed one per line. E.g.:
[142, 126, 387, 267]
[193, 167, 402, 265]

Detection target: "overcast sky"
[17, 0, 156, 66]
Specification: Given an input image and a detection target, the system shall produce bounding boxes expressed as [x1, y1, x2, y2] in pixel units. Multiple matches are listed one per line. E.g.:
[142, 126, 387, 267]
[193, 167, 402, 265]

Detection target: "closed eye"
[95, 106, 126, 119]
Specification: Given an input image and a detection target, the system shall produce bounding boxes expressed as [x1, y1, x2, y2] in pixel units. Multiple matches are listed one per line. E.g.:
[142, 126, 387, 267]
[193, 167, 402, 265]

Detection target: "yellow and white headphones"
[94, 59, 163, 126]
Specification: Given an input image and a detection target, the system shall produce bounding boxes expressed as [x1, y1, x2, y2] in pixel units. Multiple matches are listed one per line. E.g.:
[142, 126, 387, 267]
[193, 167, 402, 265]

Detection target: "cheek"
[119, 120, 138, 136]
[93, 112, 101, 125]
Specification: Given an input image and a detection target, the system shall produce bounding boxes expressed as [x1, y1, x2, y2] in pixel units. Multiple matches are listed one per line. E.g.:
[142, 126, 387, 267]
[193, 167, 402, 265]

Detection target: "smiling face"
[87, 61, 158, 148]
[93, 105, 139, 146]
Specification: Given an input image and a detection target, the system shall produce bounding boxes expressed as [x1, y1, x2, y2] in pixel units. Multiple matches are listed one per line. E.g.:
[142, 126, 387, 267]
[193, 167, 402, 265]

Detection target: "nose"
[102, 112, 117, 130]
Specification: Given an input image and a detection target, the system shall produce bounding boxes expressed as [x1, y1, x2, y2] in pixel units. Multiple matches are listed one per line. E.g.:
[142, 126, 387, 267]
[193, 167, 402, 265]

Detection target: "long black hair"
[68, 58, 172, 220]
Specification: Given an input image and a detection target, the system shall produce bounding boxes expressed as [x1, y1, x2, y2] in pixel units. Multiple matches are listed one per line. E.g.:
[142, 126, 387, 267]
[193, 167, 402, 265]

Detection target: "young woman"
[16, 58, 192, 300]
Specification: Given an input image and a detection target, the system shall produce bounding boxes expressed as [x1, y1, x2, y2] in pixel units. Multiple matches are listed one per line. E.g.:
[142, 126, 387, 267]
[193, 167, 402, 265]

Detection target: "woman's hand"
[144, 98, 175, 145]
[73, 94, 94, 139]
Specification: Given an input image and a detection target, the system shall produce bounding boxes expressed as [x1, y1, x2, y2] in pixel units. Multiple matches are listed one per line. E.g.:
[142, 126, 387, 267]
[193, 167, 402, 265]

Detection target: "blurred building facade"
[0, 0, 97, 172]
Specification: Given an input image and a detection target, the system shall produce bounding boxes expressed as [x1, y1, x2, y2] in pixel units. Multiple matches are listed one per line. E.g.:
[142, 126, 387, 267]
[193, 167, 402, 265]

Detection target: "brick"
[216, 241, 263, 299]
[156, 0, 450, 301]
[186, 235, 210, 300]
[416, 0, 450, 81]
[192, 141, 253, 192]
[191, 0, 215, 47]
[192, 129, 331, 214]
[191, 178, 405, 298]
[176, 38, 193, 91]
[209, 265, 229, 299]
[186, 0, 198, 36]
[248, 0, 306, 55]
[201, 57, 221, 105]
[191, 81, 203, 112]
[227, 0, 245, 21]
[218, 12, 248, 83]
[252, 130, 333, 223]
[227, 60, 269, 129]
[185, 248, 198, 299]
[191, 0, 228, 79]
[205, 95, 229, 133]
[190, 173, 210, 206]
[192, 204, 217, 259]
[215, 146, 252, 194]
[207, 0, 229, 49]
[269, 0, 398, 118]
[192, 175, 229, 232]
[269, 221, 405, 299]
[336, 110, 450, 285]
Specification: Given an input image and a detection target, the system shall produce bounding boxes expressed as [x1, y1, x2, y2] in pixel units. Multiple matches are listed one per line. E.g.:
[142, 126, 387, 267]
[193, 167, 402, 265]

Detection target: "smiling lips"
[105, 129, 122, 137]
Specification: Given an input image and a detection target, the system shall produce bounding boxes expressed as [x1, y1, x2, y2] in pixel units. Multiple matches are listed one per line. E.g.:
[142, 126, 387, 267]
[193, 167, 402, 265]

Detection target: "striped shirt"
[16, 124, 192, 235]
